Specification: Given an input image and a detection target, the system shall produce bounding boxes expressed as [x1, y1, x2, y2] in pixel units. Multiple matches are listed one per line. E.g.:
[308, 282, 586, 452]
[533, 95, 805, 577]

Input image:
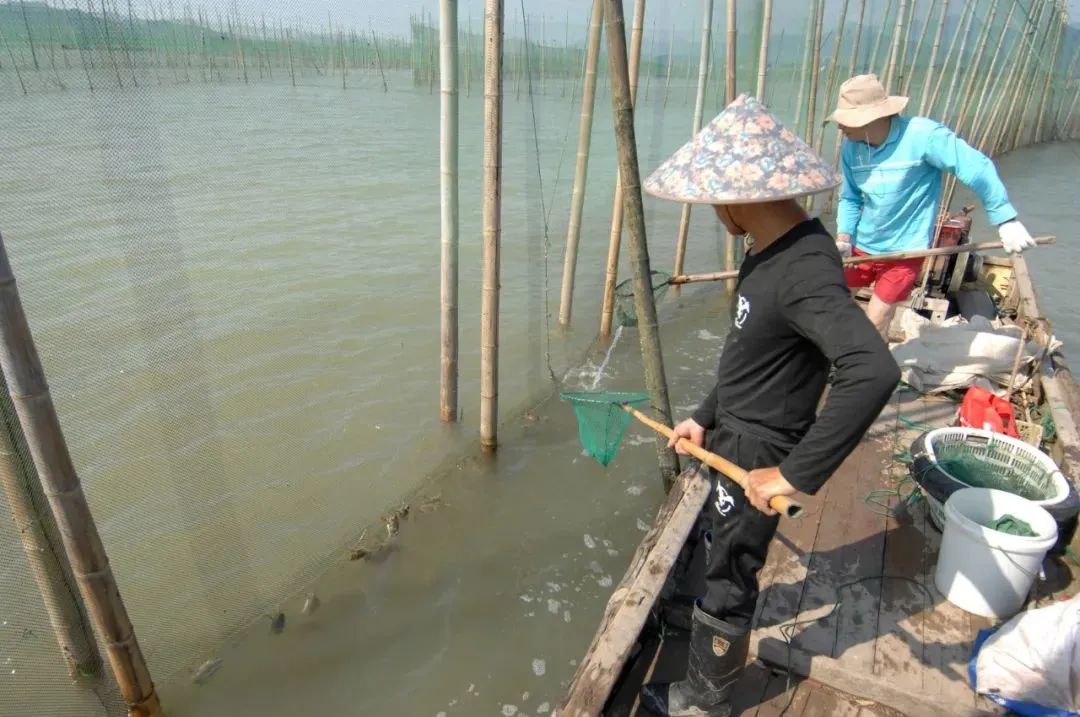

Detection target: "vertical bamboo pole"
[918, 0, 950, 112]
[896, 0, 916, 92]
[903, 0, 936, 96]
[480, 0, 503, 450]
[558, 0, 603, 328]
[602, 0, 679, 490]
[371, 28, 388, 93]
[0, 236, 160, 715]
[1031, 3, 1065, 145]
[755, 0, 773, 100]
[926, 0, 973, 117]
[795, 9, 814, 129]
[953, 0, 1000, 136]
[663, 23, 674, 107]
[599, 0, 645, 339]
[0, 385, 99, 679]
[439, 0, 459, 423]
[884, 0, 908, 90]
[814, 0, 850, 152]
[804, 0, 824, 153]
[644, 19, 657, 102]
[824, 0, 867, 214]
[671, 0, 714, 282]
[20, 0, 40, 72]
[867, 0, 894, 74]
[723, 0, 737, 295]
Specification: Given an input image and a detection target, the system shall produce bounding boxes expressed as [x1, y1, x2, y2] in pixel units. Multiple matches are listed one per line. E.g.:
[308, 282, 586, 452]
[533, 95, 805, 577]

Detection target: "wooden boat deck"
[596, 386, 1077, 717]
[562, 256, 1080, 717]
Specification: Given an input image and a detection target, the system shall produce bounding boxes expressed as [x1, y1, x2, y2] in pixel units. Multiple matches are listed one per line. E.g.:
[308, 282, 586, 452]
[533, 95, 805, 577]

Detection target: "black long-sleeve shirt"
[691, 218, 899, 495]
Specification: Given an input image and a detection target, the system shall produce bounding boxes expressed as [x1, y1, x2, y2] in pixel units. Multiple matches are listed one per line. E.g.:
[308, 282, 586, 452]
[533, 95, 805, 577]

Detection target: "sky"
[122, 0, 1079, 38]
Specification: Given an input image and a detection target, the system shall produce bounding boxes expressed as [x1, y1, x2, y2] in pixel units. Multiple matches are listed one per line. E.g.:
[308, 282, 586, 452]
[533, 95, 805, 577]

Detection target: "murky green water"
[0, 66, 1075, 716]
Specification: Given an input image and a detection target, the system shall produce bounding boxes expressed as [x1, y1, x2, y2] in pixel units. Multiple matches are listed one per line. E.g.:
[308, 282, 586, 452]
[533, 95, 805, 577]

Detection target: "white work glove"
[998, 220, 1037, 253]
[835, 240, 853, 258]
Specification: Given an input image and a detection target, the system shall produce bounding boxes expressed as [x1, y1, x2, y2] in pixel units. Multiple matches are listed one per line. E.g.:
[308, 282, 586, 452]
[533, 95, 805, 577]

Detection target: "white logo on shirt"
[714, 482, 736, 516]
[734, 294, 751, 329]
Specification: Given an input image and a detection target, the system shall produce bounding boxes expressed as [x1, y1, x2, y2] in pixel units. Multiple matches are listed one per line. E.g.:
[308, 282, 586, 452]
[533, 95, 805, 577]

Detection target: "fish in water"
[301, 592, 320, 616]
[268, 611, 285, 635]
[192, 658, 224, 685]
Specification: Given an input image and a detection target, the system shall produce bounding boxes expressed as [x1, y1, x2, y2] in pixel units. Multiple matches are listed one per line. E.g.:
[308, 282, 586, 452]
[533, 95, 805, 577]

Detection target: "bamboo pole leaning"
[480, 0, 503, 450]
[723, 0, 737, 296]
[601, 0, 679, 491]
[1051, 42, 1080, 139]
[993, 0, 1051, 154]
[867, 0, 894, 74]
[558, 0, 604, 329]
[794, 9, 815, 129]
[671, 0, 714, 285]
[926, 0, 973, 117]
[884, 0, 908, 91]
[1031, 2, 1066, 145]
[811, 0, 850, 214]
[599, 0, 646, 339]
[802, 0, 824, 211]
[955, 0, 1004, 136]
[939, 0, 977, 122]
[0, 234, 160, 715]
[755, 0, 774, 100]
[967, 0, 1021, 141]
[974, 0, 1035, 151]
[0, 385, 100, 680]
[439, 0, 459, 423]
[916, 0, 949, 107]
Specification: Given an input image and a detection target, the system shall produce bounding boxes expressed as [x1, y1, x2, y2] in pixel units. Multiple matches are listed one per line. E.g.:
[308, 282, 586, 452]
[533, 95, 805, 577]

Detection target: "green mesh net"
[988, 514, 1037, 536]
[614, 271, 672, 328]
[561, 391, 650, 467]
[934, 439, 1057, 502]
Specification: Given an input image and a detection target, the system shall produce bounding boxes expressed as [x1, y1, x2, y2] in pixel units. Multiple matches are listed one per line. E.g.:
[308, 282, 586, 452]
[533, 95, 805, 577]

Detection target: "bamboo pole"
[926, 0, 973, 117]
[896, 0, 915, 92]
[903, 0, 934, 96]
[994, 0, 1050, 154]
[672, 236, 1056, 284]
[884, 0, 908, 90]
[804, 0, 824, 178]
[813, 0, 850, 156]
[0, 235, 160, 715]
[824, 0, 867, 215]
[1006, 0, 1055, 150]
[918, 0, 950, 112]
[20, 0, 40, 72]
[939, 0, 977, 122]
[480, 0, 503, 450]
[602, 0, 679, 491]
[371, 28, 388, 93]
[663, 23, 674, 107]
[557, 0, 603, 328]
[723, 0, 737, 295]
[439, 0, 459, 423]
[1051, 43, 1080, 138]
[0, 21, 28, 96]
[599, 0, 645, 339]
[755, 0, 773, 100]
[1030, 3, 1065, 145]
[671, 0, 714, 283]
[0, 385, 100, 679]
[795, 9, 814, 128]
[954, 0, 1002, 136]
[967, 0, 1020, 140]
[867, 0, 893, 74]
[974, 0, 1034, 152]
[644, 19, 656, 102]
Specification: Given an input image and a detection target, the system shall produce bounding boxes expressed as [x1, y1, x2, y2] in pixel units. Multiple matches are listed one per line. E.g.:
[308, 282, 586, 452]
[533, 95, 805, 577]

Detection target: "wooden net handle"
[623, 406, 804, 518]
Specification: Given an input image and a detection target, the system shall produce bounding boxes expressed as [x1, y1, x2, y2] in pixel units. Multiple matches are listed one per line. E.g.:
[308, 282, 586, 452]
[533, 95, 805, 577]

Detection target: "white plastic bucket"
[935, 488, 1058, 618]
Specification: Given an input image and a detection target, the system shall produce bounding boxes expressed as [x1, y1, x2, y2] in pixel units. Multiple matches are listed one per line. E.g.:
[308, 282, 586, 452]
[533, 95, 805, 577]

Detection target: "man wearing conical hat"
[829, 74, 1036, 338]
[639, 94, 899, 717]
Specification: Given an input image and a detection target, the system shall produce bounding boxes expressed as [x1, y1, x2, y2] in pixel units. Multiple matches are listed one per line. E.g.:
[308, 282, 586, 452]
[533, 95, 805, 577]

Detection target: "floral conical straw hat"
[644, 93, 840, 205]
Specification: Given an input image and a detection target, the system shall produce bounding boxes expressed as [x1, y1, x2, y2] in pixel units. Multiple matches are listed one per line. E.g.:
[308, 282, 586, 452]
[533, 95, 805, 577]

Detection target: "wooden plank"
[559, 467, 711, 717]
[752, 638, 996, 717]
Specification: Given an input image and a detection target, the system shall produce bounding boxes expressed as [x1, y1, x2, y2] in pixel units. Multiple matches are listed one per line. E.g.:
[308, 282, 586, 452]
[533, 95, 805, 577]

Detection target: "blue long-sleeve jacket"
[837, 115, 1018, 255]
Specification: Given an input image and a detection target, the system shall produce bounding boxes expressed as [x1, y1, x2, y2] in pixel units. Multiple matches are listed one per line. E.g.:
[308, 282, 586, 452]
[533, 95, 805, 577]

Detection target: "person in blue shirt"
[829, 74, 1037, 338]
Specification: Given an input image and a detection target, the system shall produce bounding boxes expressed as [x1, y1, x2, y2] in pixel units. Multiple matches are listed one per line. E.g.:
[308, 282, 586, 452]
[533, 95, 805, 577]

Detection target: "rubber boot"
[640, 604, 749, 717]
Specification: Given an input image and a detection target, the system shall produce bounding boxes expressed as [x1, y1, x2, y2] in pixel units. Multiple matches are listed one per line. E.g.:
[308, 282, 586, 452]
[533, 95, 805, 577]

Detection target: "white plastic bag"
[975, 594, 1080, 712]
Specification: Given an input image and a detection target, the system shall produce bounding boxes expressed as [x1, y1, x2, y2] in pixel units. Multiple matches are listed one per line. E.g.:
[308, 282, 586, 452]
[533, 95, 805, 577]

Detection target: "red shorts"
[843, 248, 923, 303]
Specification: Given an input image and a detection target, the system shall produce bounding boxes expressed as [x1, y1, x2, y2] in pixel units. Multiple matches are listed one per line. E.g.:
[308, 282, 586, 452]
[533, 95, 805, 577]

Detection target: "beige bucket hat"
[643, 93, 840, 205]
[827, 74, 909, 128]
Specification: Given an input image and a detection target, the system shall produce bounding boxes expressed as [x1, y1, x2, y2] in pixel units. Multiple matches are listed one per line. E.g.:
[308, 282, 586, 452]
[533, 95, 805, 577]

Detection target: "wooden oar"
[670, 235, 1056, 285]
[622, 405, 804, 518]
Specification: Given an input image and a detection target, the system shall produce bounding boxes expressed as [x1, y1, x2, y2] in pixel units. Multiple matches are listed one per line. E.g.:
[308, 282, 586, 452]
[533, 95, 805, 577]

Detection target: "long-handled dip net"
[561, 391, 803, 518]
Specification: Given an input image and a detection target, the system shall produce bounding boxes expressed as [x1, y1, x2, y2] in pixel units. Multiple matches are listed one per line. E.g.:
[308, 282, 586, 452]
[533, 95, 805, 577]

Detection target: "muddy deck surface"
[607, 386, 1079, 716]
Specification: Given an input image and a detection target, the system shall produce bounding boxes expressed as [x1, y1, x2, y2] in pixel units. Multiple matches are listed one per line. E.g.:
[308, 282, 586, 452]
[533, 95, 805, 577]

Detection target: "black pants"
[699, 424, 790, 629]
